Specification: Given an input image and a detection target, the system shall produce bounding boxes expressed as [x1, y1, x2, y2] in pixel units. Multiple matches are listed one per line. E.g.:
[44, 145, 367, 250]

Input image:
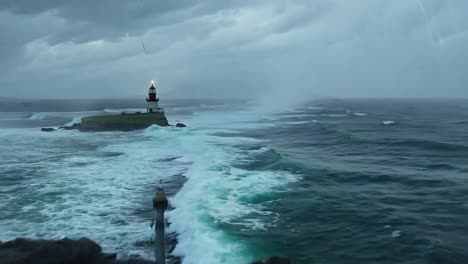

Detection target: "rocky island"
[44, 81, 184, 132]
[64, 112, 170, 132]
[0, 237, 291, 264]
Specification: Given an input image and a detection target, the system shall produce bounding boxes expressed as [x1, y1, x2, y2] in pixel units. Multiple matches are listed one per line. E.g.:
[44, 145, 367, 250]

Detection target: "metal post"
[153, 186, 168, 264]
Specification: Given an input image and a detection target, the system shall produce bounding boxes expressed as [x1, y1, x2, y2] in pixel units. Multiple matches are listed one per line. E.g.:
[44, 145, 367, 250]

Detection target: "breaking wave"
[27, 112, 47, 120]
[141, 112, 300, 263]
[64, 117, 83, 126]
[382, 120, 396, 125]
[353, 112, 368, 116]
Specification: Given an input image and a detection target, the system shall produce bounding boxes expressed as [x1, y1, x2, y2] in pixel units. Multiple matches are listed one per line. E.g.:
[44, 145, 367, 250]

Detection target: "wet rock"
[59, 123, 81, 131]
[175, 123, 186, 128]
[79, 113, 169, 131]
[252, 256, 292, 264]
[115, 257, 154, 264]
[41, 128, 56, 132]
[0, 237, 159, 264]
[0, 237, 110, 264]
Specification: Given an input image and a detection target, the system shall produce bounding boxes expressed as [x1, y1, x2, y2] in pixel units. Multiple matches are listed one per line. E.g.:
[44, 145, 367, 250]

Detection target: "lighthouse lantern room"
[146, 80, 160, 113]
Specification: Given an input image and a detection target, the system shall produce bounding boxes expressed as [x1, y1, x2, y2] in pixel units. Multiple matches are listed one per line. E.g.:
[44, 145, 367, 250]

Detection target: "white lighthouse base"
[147, 107, 164, 113]
[147, 102, 162, 113]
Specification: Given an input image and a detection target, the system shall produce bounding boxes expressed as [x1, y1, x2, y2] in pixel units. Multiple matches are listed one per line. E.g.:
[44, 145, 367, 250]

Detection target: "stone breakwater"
[0, 237, 153, 264]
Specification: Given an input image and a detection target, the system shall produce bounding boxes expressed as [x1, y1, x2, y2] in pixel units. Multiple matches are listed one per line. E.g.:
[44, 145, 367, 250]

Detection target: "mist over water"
[1, 99, 468, 263]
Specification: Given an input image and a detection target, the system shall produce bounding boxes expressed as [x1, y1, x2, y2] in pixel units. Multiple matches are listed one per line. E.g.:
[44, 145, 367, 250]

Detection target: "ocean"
[0, 98, 468, 264]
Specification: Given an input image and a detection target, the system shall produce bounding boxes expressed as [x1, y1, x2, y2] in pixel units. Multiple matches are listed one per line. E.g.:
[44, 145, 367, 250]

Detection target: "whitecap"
[306, 106, 323, 110]
[28, 113, 47, 120]
[64, 117, 83, 126]
[383, 120, 396, 125]
[276, 114, 318, 118]
[353, 113, 368, 116]
[320, 114, 347, 117]
[282, 121, 311, 125]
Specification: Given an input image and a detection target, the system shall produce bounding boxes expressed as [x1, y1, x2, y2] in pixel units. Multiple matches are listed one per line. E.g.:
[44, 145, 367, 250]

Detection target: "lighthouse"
[146, 80, 160, 113]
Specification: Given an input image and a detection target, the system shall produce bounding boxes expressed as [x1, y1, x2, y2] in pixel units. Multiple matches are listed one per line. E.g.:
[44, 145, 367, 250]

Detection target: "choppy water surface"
[1, 99, 468, 263]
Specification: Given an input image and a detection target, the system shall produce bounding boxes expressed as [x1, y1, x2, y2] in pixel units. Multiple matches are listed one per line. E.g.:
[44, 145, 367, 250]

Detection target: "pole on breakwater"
[153, 185, 168, 264]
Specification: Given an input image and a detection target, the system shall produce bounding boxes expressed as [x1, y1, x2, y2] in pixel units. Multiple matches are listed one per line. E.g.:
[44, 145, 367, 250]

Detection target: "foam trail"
[383, 120, 396, 125]
[1, 106, 300, 263]
[353, 113, 368, 116]
[145, 110, 301, 263]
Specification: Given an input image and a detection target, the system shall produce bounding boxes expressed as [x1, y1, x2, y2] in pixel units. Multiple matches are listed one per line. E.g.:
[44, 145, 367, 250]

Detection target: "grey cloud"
[1, 0, 249, 43]
[0, 0, 467, 99]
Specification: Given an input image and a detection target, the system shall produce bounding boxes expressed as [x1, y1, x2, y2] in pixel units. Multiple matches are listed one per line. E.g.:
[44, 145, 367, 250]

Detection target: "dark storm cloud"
[0, 0, 467, 99]
[1, 0, 248, 43]
[2, 1, 163, 46]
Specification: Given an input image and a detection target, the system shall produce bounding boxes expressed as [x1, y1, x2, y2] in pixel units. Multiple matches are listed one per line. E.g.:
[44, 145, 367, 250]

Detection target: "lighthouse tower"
[146, 80, 160, 113]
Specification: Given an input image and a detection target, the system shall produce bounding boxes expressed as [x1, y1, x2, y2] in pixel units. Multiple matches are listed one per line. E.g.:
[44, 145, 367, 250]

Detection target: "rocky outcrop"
[175, 123, 186, 128]
[60, 112, 170, 132]
[0, 237, 109, 264]
[0, 237, 153, 264]
[252, 256, 292, 264]
[0, 237, 292, 264]
[59, 123, 81, 130]
[41, 128, 56, 132]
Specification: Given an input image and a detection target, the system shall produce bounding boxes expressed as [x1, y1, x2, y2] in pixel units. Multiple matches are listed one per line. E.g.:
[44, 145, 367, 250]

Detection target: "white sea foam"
[1, 108, 300, 263]
[64, 117, 83, 126]
[0, 128, 179, 260]
[383, 120, 396, 125]
[320, 114, 348, 117]
[353, 113, 368, 116]
[162, 130, 299, 263]
[28, 112, 47, 120]
[276, 114, 318, 118]
[147, 111, 300, 263]
[392, 230, 401, 238]
[282, 121, 312, 125]
[306, 106, 323, 110]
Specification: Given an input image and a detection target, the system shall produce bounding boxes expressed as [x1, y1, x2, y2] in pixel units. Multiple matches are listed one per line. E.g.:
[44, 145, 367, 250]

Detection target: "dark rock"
[102, 253, 117, 260]
[0, 237, 112, 264]
[79, 113, 170, 132]
[252, 256, 292, 264]
[115, 257, 154, 264]
[175, 123, 186, 128]
[0, 237, 160, 264]
[59, 123, 81, 131]
[41, 128, 55, 132]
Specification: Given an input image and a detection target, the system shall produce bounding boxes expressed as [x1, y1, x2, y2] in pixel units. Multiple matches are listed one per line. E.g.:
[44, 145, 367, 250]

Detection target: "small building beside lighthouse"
[146, 80, 161, 113]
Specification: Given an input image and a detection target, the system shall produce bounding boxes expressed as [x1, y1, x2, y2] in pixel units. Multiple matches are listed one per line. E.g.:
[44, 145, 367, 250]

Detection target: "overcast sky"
[0, 0, 467, 100]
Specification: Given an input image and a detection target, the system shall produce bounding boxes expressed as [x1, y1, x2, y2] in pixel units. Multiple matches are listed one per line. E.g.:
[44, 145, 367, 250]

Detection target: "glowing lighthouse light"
[146, 79, 160, 113]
